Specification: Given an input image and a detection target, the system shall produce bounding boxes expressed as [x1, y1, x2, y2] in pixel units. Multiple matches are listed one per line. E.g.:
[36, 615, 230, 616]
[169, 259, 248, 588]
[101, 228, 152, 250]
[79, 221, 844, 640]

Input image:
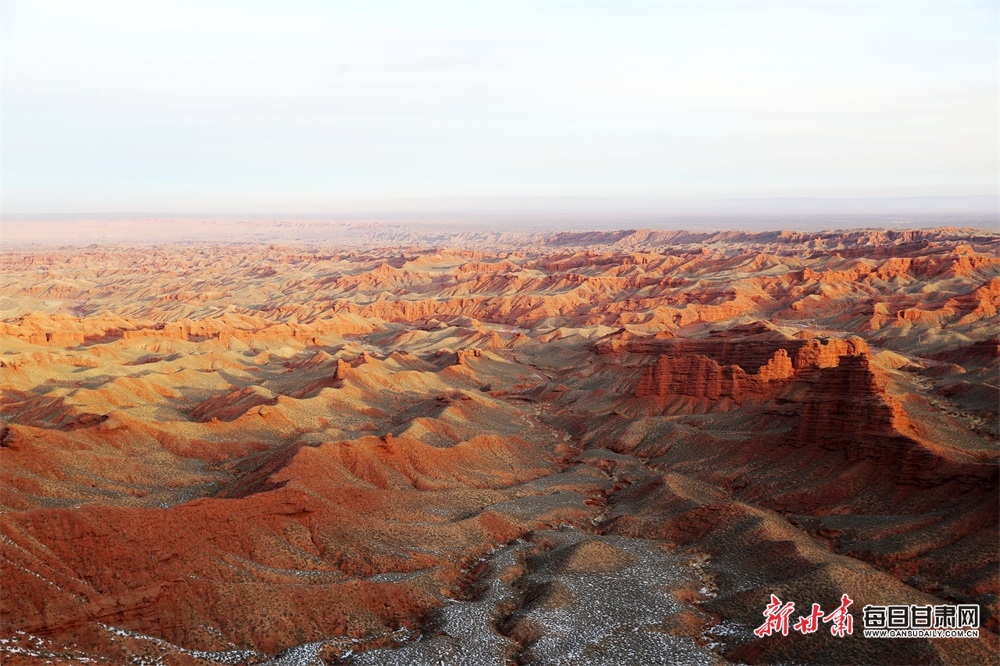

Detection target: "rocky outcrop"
[190, 386, 278, 422]
[791, 353, 908, 452]
[455, 348, 482, 366]
[629, 335, 862, 406]
[635, 349, 794, 403]
[333, 358, 351, 380]
[790, 336, 868, 369]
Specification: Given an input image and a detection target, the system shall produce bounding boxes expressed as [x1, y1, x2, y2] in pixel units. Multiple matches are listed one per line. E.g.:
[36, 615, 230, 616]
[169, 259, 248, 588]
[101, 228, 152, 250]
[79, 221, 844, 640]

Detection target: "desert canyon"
[0, 225, 997, 665]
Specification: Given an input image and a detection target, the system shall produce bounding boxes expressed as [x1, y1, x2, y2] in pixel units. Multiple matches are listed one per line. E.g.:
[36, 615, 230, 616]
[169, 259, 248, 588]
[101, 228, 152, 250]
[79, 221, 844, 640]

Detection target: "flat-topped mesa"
[791, 353, 909, 454]
[606, 326, 866, 369]
[41, 330, 85, 346]
[635, 348, 794, 403]
[630, 333, 868, 404]
[779, 353, 987, 495]
[122, 322, 190, 341]
[0, 314, 86, 346]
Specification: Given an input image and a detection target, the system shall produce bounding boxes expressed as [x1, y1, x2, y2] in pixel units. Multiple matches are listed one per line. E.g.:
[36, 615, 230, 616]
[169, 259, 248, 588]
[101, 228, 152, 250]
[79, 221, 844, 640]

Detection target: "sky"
[2, 0, 998, 215]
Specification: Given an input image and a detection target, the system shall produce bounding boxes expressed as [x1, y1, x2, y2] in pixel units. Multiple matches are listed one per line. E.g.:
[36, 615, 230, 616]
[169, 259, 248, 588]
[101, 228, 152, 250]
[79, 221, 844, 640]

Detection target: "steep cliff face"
[791, 353, 909, 453]
[635, 349, 794, 403]
[787, 353, 996, 493]
[333, 357, 352, 380]
[626, 331, 995, 495]
[630, 336, 862, 406]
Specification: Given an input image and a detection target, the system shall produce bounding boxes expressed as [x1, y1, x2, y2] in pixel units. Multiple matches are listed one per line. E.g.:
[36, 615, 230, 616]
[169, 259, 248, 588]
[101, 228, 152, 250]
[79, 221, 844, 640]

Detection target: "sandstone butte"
[0, 226, 997, 665]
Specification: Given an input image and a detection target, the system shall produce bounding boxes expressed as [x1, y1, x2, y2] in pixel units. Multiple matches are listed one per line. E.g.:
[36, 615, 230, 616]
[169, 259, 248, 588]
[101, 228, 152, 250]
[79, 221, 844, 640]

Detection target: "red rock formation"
[333, 358, 351, 380]
[791, 353, 909, 452]
[455, 348, 482, 366]
[190, 387, 278, 422]
[0, 229, 997, 664]
[629, 335, 855, 407]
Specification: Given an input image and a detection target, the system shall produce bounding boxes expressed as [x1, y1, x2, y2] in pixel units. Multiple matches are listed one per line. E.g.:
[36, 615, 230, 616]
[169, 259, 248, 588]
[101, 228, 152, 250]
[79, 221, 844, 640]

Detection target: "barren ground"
[1, 226, 997, 664]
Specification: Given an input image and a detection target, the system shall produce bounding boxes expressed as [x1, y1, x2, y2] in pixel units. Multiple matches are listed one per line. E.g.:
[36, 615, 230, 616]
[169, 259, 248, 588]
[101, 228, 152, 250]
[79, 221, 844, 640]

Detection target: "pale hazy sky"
[2, 1, 997, 214]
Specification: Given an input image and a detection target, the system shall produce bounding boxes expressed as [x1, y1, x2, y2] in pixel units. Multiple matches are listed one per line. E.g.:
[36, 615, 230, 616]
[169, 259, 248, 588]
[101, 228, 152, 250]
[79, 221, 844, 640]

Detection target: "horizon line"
[5, 194, 999, 220]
